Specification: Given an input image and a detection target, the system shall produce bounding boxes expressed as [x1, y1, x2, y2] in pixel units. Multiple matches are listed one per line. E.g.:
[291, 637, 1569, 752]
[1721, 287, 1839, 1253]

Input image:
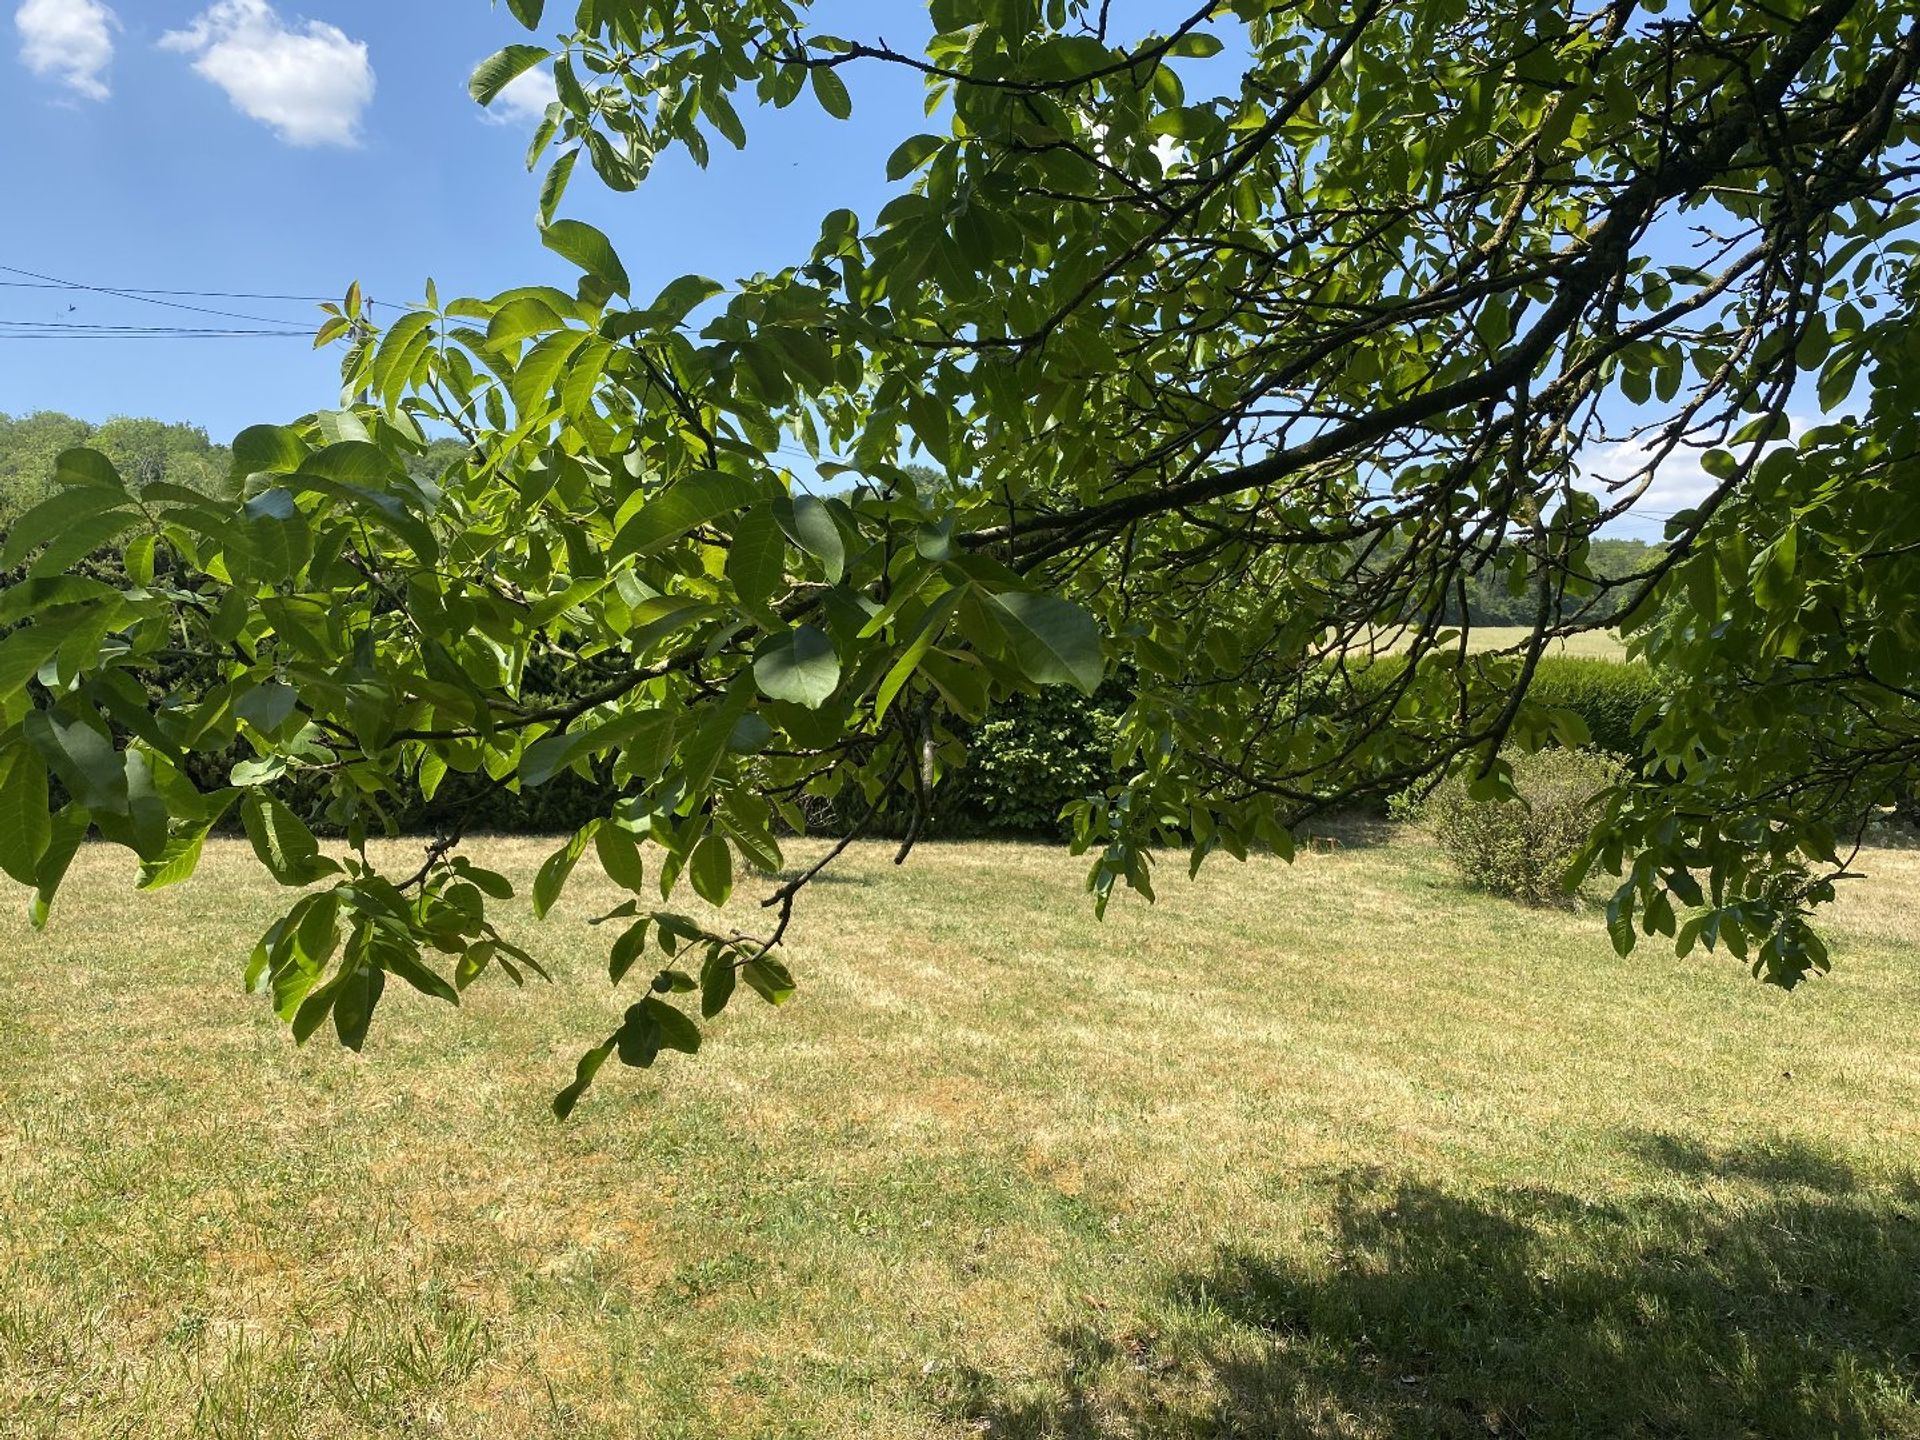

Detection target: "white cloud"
[488, 63, 556, 123]
[161, 0, 373, 147]
[1577, 416, 1810, 522]
[1578, 436, 1720, 517]
[14, 0, 117, 101]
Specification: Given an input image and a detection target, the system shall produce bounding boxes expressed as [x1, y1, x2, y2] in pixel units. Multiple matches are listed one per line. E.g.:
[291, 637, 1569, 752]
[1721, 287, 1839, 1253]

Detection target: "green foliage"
[1441, 539, 1668, 627]
[1527, 659, 1665, 758]
[2, 0, 1917, 1103]
[0, 412, 228, 524]
[1349, 655, 1662, 768]
[939, 684, 1127, 839]
[1425, 749, 1627, 906]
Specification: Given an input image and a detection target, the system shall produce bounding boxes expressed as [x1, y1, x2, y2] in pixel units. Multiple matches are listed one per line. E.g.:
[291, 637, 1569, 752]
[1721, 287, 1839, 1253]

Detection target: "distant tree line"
[1431, 537, 1667, 627]
[0, 412, 471, 524]
[0, 412, 233, 523]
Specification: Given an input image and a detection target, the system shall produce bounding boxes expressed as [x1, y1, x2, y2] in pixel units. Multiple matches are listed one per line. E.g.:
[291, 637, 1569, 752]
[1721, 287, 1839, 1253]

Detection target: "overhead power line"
[0, 262, 397, 323]
[0, 280, 338, 304]
[0, 332, 312, 341]
[0, 318, 305, 333]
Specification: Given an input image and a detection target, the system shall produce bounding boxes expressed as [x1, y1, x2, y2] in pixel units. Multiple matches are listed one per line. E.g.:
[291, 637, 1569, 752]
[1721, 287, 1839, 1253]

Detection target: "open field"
[1355, 627, 1632, 661]
[1457, 626, 1631, 660]
[3, 832, 1919, 1438]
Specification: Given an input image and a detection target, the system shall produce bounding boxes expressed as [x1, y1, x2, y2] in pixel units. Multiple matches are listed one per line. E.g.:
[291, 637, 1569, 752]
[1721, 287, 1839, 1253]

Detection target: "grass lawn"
[3, 831, 1918, 1438]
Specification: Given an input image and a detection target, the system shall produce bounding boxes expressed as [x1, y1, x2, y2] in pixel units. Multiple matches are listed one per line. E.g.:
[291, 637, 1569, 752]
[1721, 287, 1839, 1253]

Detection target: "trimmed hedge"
[1525, 657, 1664, 758]
[923, 655, 1664, 840]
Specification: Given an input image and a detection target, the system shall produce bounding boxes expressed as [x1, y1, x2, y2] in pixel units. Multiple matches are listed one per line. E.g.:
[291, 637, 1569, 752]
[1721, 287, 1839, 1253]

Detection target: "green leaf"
[533, 820, 601, 919]
[610, 471, 762, 561]
[231, 425, 309, 482]
[644, 997, 702, 1054]
[488, 296, 570, 345]
[370, 312, 436, 407]
[0, 577, 114, 628]
[506, 0, 543, 27]
[985, 592, 1105, 694]
[384, 947, 461, 1006]
[28, 805, 88, 930]
[773, 494, 844, 582]
[539, 149, 579, 225]
[753, 625, 841, 708]
[642, 274, 725, 325]
[0, 488, 133, 571]
[0, 747, 52, 887]
[615, 997, 701, 1068]
[471, 44, 549, 105]
[333, 964, 385, 1052]
[291, 977, 340, 1045]
[1167, 32, 1224, 58]
[811, 66, 852, 119]
[137, 830, 211, 892]
[704, 86, 747, 149]
[29, 509, 141, 578]
[54, 448, 124, 489]
[0, 610, 91, 702]
[542, 218, 631, 299]
[595, 823, 647, 893]
[552, 1040, 615, 1118]
[886, 133, 944, 180]
[240, 793, 340, 886]
[726, 504, 786, 611]
[700, 947, 737, 1018]
[457, 940, 497, 991]
[689, 830, 734, 907]
[741, 956, 796, 1006]
[609, 918, 650, 985]
[877, 590, 962, 721]
[25, 709, 127, 815]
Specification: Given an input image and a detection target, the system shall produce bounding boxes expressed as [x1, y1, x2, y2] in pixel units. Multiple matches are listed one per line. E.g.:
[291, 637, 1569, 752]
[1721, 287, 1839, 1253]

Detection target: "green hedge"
[921, 656, 1664, 840]
[1525, 657, 1664, 757]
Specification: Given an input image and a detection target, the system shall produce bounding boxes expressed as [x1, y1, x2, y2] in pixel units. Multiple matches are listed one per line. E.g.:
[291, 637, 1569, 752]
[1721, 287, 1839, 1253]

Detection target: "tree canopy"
[0, 412, 230, 524]
[1, 0, 1915, 1111]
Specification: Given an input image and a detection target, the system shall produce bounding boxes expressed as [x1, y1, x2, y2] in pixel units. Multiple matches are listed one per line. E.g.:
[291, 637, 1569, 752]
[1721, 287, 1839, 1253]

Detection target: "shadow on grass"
[1292, 811, 1401, 852]
[1624, 1131, 1861, 1196]
[940, 1143, 1920, 1439]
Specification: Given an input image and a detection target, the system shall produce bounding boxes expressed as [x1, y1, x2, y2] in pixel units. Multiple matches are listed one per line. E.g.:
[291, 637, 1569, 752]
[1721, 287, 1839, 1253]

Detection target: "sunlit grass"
[3, 832, 1917, 1438]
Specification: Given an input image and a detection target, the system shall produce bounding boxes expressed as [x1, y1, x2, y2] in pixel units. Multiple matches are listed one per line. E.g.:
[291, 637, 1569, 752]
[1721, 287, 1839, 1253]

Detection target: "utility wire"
[0, 335, 311, 341]
[0, 263, 399, 323]
[0, 318, 308, 333]
[0, 280, 339, 304]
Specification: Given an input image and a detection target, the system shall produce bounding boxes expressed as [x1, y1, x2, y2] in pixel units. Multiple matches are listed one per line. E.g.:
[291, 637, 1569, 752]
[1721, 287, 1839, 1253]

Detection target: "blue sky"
[2, 0, 930, 438]
[2, 0, 1768, 538]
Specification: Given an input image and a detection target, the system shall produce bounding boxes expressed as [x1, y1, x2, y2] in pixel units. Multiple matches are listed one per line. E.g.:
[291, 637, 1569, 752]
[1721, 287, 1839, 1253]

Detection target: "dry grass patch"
[2, 832, 1918, 1437]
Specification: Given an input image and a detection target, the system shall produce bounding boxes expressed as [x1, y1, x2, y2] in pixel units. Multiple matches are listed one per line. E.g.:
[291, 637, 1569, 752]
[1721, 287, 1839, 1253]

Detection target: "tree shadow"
[1623, 1130, 1860, 1196]
[939, 1143, 1920, 1439]
[1293, 810, 1401, 852]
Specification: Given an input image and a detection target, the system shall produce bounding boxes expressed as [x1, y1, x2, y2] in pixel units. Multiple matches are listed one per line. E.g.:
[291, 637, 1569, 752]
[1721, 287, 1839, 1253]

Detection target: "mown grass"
[3, 831, 1918, 1438]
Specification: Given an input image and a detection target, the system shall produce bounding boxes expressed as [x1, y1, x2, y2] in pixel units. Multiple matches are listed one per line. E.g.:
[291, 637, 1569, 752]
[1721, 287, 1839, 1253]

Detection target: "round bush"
[1424, 748, 1625, 906]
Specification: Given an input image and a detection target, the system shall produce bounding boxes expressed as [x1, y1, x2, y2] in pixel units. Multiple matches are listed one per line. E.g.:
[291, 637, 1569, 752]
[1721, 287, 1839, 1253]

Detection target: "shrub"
[1525, 657, 1662, 757]
[1424, 747, 1625, 906]
[936, 683, 1128, 838]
